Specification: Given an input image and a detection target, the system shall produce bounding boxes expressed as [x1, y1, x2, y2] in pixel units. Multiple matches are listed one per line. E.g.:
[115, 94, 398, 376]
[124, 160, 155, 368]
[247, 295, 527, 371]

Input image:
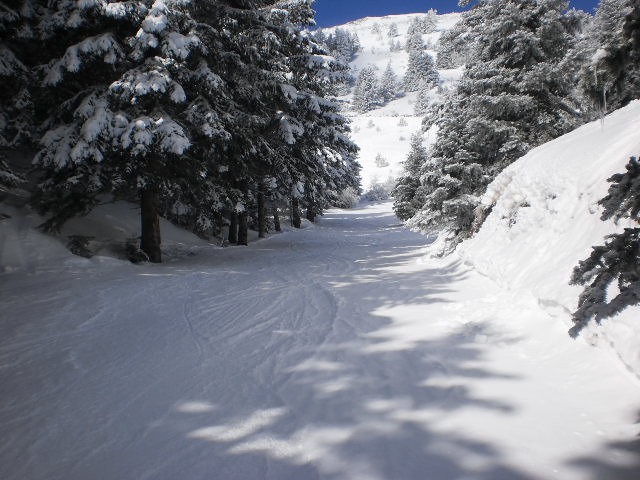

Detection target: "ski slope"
[2, 202, 639, 480]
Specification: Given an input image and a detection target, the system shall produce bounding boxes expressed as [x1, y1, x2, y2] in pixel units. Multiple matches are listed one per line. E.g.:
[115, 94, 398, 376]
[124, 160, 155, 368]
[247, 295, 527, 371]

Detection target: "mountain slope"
[318, 12, 463, 192]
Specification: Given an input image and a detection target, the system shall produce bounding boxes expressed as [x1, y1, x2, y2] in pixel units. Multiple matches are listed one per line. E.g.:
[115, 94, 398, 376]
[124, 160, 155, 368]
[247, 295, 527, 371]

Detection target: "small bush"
[333, 187, 360, 208]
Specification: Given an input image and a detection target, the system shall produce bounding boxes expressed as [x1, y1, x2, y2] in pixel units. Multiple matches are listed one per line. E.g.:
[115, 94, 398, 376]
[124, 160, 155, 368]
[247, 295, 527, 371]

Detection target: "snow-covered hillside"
[318, 12, 462, 191]
[459, 101, 640, 377]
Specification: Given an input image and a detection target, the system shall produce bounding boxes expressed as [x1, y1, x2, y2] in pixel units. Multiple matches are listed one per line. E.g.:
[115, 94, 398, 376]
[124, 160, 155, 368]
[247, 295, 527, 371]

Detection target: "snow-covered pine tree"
[387, 22, 398, 38]
[0, 0, 38, 190]
[33, 0, 227, 262]
[389, 39, 402, 52]
[324, 27, 360, 61]
[407, 0, 582, 249]
[405, 23, 424, 52]
[353, 65, 381, 112]
[434, 17, 471, 69]
[392, 132, 428, 221]
[578, 0, 640, 115]
[257, 0, 360, 222]
[414, 81, 433, 115]
[421, 9, 437, 34]
[403, 49, 438, 92]
[569, 155, 640, 337]
[378, 62, 400, 103]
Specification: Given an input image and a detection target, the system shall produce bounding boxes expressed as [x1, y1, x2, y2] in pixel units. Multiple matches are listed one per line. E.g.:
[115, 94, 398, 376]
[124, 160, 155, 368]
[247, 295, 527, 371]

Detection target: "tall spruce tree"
[378, 62, 400, 103]
[352, 65, 381, 112]
[407, 0, 582, 249]
[403, 30, 438, 92]
[261, 0, 359, 222]
[569, 155, 640, 337]
[0, 0, 38, 190]
[32, 0, 230, 261]
[392, 132, 428, 221]
[578, 0, 640, 115]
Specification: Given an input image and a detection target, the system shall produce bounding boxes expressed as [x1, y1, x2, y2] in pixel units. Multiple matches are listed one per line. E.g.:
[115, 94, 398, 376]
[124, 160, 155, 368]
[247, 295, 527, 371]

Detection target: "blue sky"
[313, 0, 601, 28]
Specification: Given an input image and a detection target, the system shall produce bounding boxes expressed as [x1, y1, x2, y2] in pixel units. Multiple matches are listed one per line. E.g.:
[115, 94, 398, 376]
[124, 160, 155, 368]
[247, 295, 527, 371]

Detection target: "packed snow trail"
[1, 202, 640, 480]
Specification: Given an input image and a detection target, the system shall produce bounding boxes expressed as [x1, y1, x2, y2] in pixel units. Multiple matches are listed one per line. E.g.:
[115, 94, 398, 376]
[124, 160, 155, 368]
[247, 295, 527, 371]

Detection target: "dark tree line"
[0, 0, 360, 262]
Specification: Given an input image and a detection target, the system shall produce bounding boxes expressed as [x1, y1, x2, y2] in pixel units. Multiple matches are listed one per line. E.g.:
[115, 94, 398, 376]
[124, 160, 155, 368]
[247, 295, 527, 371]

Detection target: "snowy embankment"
[459, 101, 640, 377]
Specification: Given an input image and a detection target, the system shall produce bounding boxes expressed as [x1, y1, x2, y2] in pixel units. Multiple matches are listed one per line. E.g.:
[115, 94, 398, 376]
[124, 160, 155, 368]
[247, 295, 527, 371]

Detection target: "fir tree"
[378, 62, 400, 103]
[404, 50, 438, 92]
[414, 81, 433, 115]
[405, 25, 424, 53]
[387, 22, 398, 38]
[33, 0, 230, 261]
[352, 65, 381, 112]
[392, 133, 428, 221]
[421, 9, 437, 34]
[578, 0, 640, 115]
[570, 156, 640, 337]
[0, 0, 38, 189]
[407, 0, 582, 249]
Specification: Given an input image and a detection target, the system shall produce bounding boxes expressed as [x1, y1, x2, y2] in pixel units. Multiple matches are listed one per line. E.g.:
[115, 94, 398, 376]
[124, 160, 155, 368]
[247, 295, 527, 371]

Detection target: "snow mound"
[460, 101, 640, 376]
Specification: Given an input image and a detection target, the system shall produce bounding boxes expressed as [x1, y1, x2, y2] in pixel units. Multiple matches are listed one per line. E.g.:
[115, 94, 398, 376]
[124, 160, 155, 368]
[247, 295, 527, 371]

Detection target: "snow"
[3, 8, 640, 480]
[319, 12, 464, 191]
[459, 101, 640, 378]
[1, 201, 639, 479]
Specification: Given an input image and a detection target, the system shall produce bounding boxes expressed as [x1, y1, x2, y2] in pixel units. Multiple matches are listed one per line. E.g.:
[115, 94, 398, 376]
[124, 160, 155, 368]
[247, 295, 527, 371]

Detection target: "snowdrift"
[460, 101, 640, 376]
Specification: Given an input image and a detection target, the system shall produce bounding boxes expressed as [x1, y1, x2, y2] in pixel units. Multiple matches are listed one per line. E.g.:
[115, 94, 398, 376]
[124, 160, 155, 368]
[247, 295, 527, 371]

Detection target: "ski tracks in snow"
[2, 202, 640, 480]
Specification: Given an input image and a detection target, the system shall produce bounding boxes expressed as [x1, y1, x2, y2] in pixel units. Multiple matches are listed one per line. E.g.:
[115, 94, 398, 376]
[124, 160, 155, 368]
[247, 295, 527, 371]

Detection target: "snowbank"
[0, 198, 212, 273]
[459, 101, 640, 376]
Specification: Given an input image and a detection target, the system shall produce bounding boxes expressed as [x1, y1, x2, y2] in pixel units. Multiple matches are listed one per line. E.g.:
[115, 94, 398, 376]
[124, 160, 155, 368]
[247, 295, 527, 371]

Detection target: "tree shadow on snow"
[565, 410, 640, 480]
[143, 206, 542, 479]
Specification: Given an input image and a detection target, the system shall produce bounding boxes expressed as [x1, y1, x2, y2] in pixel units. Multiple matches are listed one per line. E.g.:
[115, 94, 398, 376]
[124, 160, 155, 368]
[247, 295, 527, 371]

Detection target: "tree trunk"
[291, 197, 301, 229]
[228, 212, 238, 244]
[257, 186, 267, 238]
[273, 205, 281, 232]
[306, 206, 316, 223]
[140, 188, 162, 263]
[238, 211, 249, 245]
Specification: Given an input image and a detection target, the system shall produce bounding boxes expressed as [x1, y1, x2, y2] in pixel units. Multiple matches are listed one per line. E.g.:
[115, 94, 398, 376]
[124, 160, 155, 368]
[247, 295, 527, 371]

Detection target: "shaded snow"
[1, 202, 639, 479]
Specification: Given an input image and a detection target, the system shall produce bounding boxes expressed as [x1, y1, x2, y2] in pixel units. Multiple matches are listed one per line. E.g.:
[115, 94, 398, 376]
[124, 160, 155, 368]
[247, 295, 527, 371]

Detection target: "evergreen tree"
[352, 65, 381, 112]
[414, 81, 433, 115]
[434, 17, 471, 69]
[259, 1, 360, 222]
[378, 62, 400, 103]
[0, 0, 38, 190]
[578, 0, 640, 115]
[32, 0, 234, 261]
[325, 27, 360, 61]
[404, 50, 439, 92]
[389, 39, 402, 52]
[569, 155, 640, 337]
[392, 133, 428, 220]
[387, 22, 398, 38]
[421, 9, 437, 34]
[405, 26, 424, 52]
[407, 0, 582, 248]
